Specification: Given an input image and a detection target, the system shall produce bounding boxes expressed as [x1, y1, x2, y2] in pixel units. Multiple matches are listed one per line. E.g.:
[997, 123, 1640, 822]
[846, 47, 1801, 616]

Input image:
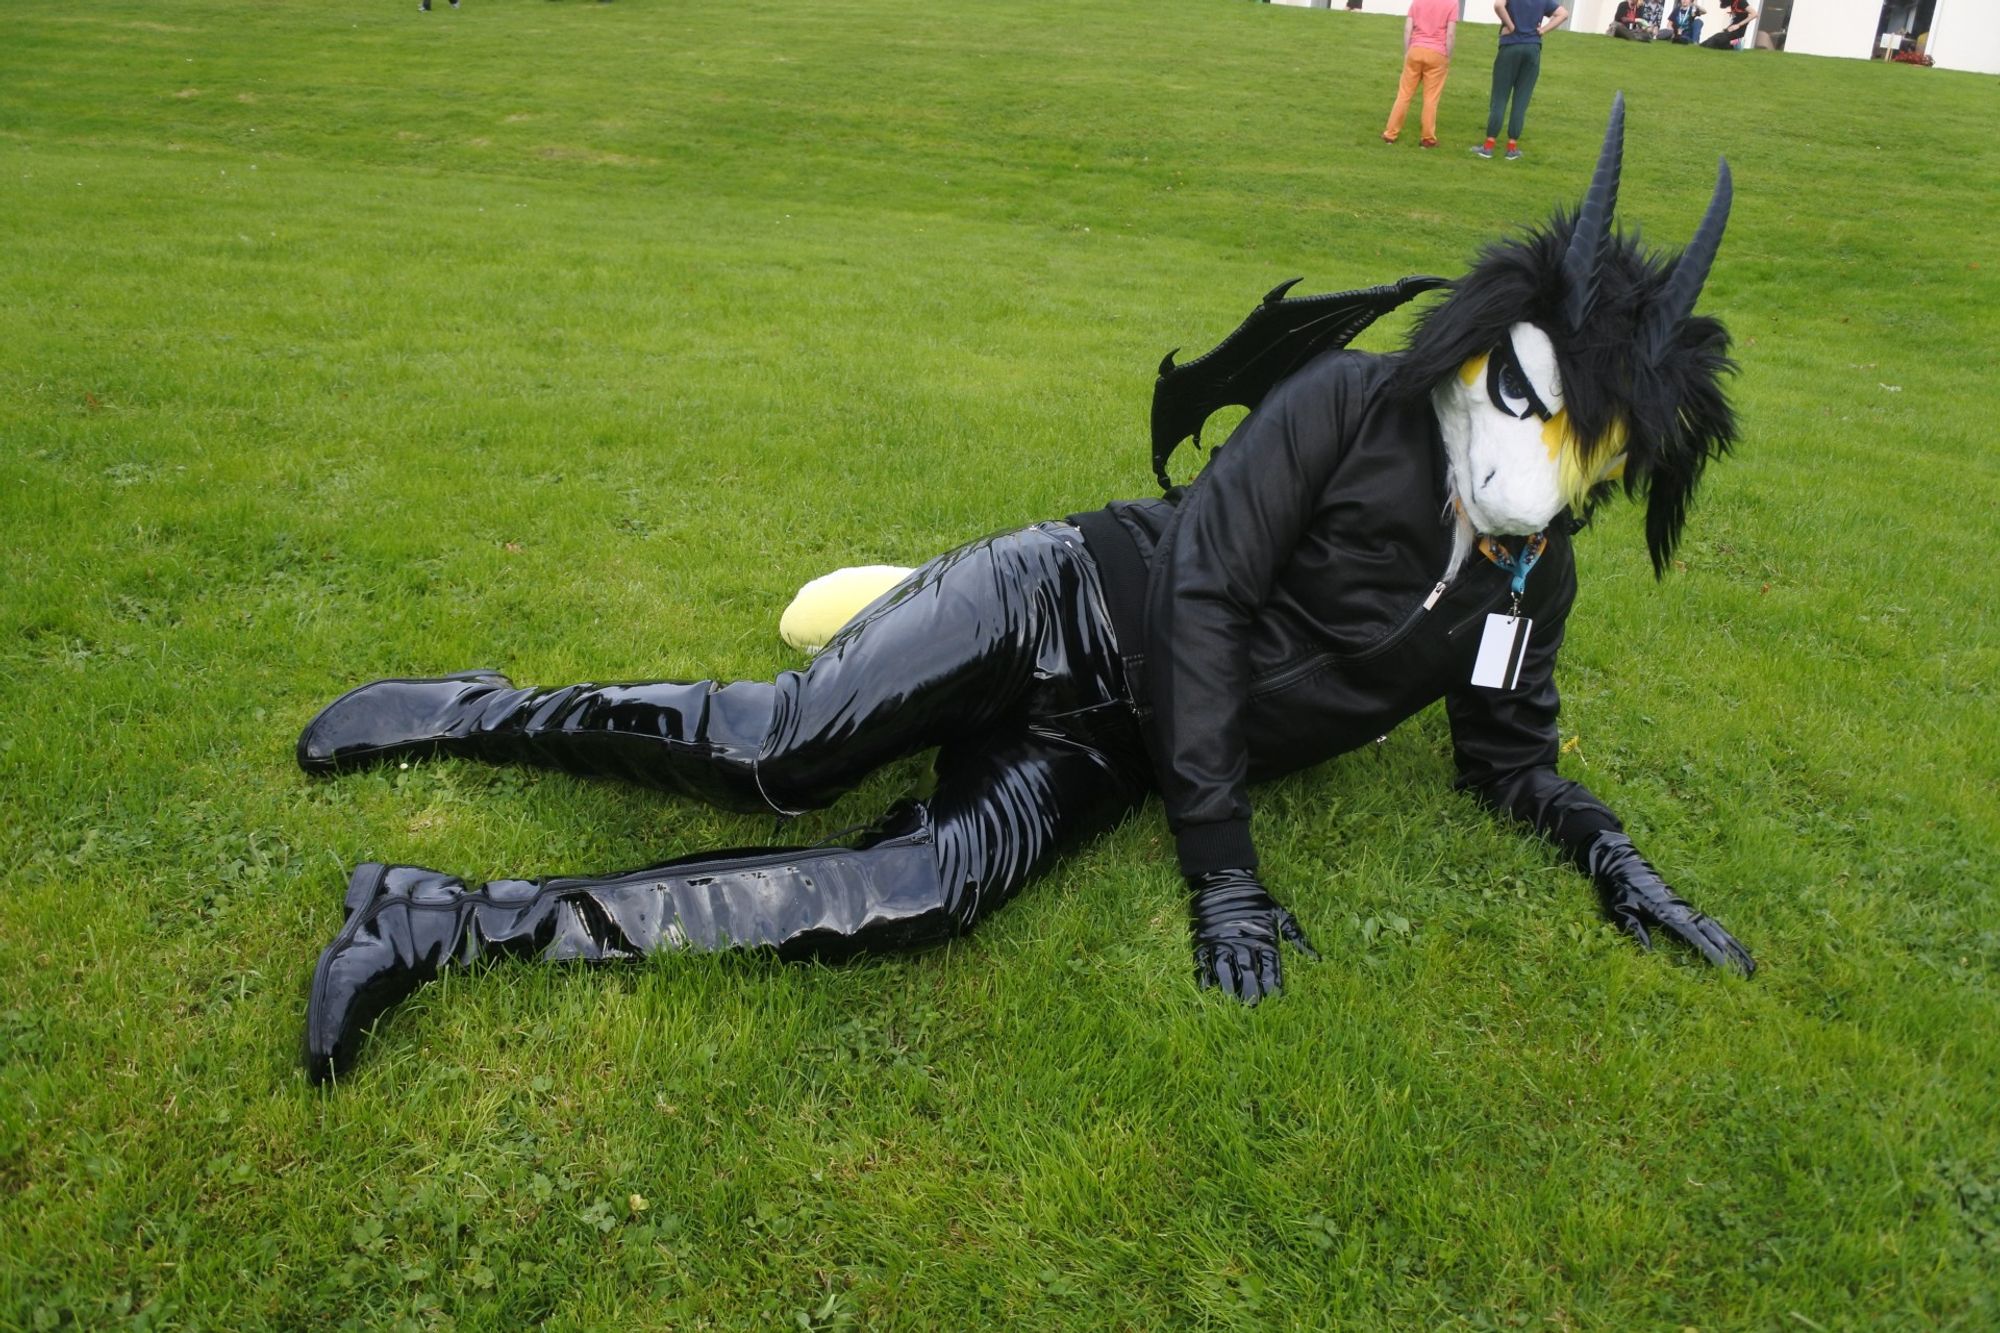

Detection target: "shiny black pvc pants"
[469, 522, 1155, 943]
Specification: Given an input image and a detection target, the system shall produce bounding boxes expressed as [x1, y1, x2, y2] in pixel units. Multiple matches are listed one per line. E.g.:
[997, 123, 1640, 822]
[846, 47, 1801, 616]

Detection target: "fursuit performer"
[299, 96, 1754, 1084]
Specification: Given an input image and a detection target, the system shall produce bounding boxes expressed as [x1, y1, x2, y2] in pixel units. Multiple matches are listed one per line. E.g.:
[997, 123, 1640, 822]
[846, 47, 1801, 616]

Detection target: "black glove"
[1584, 831, 1755, 977]
[1188, 869, 1318, 1004]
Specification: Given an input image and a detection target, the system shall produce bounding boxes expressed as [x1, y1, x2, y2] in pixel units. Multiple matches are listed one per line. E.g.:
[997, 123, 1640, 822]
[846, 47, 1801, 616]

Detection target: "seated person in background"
[1610, 1, 1655, 40]
[1667, 2, 1705, 43]
[1701, 0, 1754, 48]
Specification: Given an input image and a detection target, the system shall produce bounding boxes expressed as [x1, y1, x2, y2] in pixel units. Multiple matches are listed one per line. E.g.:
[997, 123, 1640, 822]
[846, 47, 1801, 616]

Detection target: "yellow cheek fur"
[1555, 417, 1630, 510]
[1459, 354, 1488, 387]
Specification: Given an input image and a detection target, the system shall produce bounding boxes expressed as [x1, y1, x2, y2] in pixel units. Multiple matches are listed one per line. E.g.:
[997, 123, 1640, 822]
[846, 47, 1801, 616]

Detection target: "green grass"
[3, 0, 1997, 1326]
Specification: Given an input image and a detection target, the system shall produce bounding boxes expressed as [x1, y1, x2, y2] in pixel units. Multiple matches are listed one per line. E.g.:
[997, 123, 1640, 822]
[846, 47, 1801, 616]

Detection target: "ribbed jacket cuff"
[1175, 820, 1256, 877]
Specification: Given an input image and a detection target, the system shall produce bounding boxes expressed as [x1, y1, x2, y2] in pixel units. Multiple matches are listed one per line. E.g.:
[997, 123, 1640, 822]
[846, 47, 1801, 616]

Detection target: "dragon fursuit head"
[1390, 93, 1738, 575]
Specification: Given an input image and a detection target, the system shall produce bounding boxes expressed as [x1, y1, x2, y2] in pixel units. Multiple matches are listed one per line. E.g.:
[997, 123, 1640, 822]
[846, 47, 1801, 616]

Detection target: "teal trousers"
[1486, 43, 1543, 141]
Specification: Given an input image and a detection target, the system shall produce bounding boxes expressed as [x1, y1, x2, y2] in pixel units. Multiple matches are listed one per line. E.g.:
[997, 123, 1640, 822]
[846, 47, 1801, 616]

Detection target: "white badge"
[1470, 614, 1533, 690]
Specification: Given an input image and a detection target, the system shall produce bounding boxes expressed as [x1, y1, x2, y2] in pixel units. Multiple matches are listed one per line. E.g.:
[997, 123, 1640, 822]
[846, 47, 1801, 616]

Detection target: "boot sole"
[295, 670, 511, 775]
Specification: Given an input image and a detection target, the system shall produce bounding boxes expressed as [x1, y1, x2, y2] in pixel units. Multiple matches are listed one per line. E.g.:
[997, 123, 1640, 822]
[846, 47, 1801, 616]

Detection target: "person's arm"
[1443, 559, 1754, 975]
[1495, 1, 1515, 35]
[1404, 15, 1413, 50]
[1541, 4, 1570, 35]
[1144, 359, 1363, 1001]
[1446, 16, 1457, 57]
[1145, 363, 1356, 877]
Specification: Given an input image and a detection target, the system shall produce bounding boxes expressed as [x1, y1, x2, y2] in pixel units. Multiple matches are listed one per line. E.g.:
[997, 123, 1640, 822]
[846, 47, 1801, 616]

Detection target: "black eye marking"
[1486, 339, 1553, 422]
[1482, 468, 1497, 488]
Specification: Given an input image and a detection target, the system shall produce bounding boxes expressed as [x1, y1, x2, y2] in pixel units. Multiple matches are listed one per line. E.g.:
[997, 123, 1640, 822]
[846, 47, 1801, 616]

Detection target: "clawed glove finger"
[1240, 941, 1282, 1005]
[1636, 895, 1756, 978]
[1210, 943, 1238, 1000]
[1209, 945, 1240, 998]
[1674, 910, 1756, 978]
[1608, 901, 1654, 951]
[1277, 910, 1319, 961]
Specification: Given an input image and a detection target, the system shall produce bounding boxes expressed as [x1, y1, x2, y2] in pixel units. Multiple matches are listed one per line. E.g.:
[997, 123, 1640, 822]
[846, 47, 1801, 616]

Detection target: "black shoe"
[296, 671, 513, 774]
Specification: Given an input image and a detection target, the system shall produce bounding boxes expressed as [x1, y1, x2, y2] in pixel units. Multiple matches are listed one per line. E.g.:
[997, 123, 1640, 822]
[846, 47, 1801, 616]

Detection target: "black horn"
[1644, 157, 1733, 359]
[1562, 93, 1626, 336]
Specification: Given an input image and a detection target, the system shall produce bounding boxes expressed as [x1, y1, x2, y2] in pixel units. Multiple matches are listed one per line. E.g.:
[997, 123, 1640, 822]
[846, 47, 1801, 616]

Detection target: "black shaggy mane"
[1385, 213, 1738, 575]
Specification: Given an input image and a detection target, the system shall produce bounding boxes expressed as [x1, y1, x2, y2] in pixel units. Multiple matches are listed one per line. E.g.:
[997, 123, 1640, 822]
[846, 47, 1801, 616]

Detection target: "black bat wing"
[1150, 274, 1448, 490]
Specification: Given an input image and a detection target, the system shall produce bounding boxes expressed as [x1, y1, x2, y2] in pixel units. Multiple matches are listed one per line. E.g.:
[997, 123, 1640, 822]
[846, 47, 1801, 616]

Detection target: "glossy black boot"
[303, 811, 949, 1083]
[298, 673, 788, 813]
[297, 524, 1131, 816]
[296, 671, 514, 775]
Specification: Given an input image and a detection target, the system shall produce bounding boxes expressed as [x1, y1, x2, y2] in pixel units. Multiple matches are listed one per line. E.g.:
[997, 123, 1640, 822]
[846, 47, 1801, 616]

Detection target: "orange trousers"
[1383, 46, 1450, 143]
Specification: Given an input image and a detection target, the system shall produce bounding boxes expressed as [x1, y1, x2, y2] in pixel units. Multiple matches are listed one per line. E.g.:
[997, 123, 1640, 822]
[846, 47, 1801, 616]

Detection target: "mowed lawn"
[3, 0, 1996, 1326]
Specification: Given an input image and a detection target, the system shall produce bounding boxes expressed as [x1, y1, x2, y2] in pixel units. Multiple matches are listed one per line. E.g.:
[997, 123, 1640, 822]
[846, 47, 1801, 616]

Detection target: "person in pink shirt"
[1382, 0, 1460, 148]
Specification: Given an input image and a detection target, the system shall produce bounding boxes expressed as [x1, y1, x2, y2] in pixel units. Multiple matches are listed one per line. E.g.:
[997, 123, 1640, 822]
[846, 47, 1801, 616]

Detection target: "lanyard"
[1476, 531, 1547, 614]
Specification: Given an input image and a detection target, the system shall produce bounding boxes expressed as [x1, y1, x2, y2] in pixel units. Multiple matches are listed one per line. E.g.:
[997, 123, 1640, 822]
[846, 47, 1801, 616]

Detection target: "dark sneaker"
[1419, 138, 1438, 149]
[1472, 143, 1494, 159]
[1505, 146, 1524, 160]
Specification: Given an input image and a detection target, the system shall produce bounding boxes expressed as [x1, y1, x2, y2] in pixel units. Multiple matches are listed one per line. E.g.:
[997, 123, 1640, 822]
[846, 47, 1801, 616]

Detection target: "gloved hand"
[1188, 869, 1318, 1004]
[1584, 831, 1755, 977]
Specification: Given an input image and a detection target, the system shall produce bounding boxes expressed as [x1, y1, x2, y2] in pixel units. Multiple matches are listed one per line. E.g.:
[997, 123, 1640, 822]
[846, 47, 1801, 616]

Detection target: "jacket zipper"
[1251, 560, 1490, 698]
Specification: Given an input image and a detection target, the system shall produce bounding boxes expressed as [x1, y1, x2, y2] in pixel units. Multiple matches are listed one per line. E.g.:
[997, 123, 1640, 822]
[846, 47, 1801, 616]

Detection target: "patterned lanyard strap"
[1476, 531, 1548, 613]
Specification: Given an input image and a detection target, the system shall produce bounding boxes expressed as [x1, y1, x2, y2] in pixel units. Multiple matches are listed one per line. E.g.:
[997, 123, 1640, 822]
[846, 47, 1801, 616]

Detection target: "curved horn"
[1644, 156, 1733, 358]
[1561, 93, 1626, 335]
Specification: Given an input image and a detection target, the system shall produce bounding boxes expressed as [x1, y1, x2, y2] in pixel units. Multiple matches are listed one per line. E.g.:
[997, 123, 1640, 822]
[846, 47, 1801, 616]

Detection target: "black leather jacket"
[1073, 350, 1622, 876]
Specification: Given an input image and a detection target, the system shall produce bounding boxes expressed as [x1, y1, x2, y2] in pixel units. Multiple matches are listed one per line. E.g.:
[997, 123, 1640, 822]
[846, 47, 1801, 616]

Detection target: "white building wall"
[1783, 0, 1881, 58]
[1930, 0, 2000, 73]
[1777, 0, 2000, 72]
[1568, 0, 1620, 31]
[1268, 0, 1583, 26]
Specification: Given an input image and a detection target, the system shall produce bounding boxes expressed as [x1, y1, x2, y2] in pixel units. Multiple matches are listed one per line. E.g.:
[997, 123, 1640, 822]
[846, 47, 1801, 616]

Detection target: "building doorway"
[1759, 0, 1794, 49]
[1874, 0, 1938, 58]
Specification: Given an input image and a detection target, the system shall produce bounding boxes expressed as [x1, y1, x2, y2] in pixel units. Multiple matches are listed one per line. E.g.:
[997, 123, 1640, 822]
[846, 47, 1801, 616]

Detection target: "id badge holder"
[1470, 614, 1533, 690]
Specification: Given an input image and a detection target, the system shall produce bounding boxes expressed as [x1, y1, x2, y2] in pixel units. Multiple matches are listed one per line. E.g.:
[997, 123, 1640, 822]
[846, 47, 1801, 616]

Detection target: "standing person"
[1381, 0, 1460, 148]
[1474, 0, 1569, 161]
[1701, 0, 1755, 48]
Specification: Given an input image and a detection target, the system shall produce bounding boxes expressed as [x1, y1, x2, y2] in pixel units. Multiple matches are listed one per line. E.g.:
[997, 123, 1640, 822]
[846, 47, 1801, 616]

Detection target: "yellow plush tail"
[777, 565, 915, 653]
